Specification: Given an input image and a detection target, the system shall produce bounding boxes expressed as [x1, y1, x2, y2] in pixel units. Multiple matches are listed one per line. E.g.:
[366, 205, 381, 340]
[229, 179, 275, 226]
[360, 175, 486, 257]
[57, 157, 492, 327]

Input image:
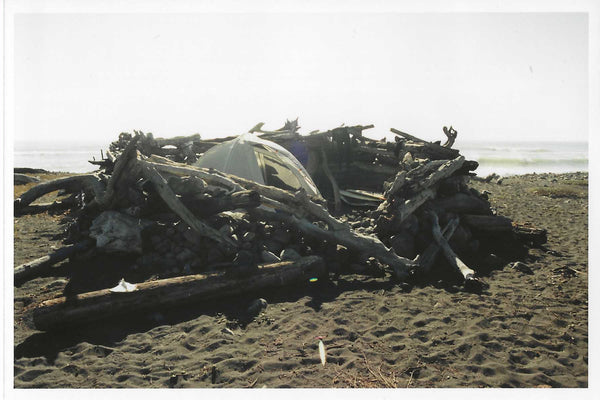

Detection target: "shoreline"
[13, 170, 588, 388]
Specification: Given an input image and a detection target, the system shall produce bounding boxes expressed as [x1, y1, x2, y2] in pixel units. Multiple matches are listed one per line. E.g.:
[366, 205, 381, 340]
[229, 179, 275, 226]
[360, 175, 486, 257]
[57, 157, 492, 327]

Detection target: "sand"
[13, 171, 588, 388]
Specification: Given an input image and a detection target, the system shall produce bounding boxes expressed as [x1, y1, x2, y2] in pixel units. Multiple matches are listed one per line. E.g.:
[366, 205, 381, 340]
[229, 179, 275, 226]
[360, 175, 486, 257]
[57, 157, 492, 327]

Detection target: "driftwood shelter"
[14, 120, 546, 331]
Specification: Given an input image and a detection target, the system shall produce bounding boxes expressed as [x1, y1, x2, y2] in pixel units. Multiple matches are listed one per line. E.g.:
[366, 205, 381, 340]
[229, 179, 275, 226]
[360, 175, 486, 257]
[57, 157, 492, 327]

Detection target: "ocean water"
[14, 141, 107, 173]
[13, 139, 588, 177]
[459, 140, 588, 177]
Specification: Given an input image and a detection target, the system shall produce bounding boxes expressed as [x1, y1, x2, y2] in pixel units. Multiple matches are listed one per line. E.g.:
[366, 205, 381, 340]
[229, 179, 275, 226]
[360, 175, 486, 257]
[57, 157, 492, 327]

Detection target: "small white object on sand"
[109, 278, 138, 293]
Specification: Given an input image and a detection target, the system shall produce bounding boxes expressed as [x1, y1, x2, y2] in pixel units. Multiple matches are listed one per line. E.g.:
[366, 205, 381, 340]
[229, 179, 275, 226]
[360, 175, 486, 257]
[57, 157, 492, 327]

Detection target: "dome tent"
[195, 132, 322, 198]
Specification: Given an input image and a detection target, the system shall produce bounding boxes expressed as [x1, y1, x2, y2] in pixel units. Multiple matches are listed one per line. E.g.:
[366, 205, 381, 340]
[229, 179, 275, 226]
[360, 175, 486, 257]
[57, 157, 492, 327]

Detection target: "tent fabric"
[195, 133, 321, 198]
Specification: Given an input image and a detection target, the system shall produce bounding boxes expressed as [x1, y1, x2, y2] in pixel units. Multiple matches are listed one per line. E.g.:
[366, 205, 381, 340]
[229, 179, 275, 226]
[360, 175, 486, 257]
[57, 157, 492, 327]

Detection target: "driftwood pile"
[14, 121, 546, 331]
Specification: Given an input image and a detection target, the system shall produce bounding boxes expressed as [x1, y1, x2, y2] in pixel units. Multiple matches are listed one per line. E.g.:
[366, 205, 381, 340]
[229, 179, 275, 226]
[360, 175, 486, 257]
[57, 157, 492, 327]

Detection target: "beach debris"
[509, 261, 534, 275]
[247, 298, 268, 317]
[14, 120, 549, 330]
[109, 278, 138, 293]
[211, 366, 218, 384]
[317, 337, 327, 366]
[221, 327, 235, 336]
[552, 265, 579, 278]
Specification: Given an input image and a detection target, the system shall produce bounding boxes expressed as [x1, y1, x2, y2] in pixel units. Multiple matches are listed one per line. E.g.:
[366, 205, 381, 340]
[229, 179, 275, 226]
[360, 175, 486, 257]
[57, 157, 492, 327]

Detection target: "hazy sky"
[14, 12, 589, 143]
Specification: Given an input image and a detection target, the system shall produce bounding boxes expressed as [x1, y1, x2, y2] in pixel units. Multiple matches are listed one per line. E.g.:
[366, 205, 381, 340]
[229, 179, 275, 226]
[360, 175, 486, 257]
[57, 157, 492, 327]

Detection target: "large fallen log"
[32, 256, 325, 331]
[14, 239, 94, 285]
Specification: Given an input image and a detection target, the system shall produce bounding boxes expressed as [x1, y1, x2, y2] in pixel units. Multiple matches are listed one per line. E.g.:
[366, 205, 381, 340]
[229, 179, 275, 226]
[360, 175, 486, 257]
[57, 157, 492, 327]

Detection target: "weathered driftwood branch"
[415, 217, 459, 273]
[442, 126, 458, 148]
[251, 207, 414, 280]
[429, 212, 475, 281]
[14, 239, 94, 285]
[391, 128, 460, 160]
[320, 148, 342, 214]
[139, 161, 238, 253]
[390, 128, 429, 144]
[14, 174, 105, 212]
[16, 196, 79, 215]
[153, 133, 202, 148]
[32, 256, 325, 331]
[376, 170, 408, 214]
[402, 142, 460, 161]
[141, 154, 244, 193]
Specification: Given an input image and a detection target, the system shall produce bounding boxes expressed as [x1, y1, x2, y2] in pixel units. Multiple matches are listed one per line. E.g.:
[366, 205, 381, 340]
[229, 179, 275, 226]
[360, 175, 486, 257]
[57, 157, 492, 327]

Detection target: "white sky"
[13, 11, 589, 143]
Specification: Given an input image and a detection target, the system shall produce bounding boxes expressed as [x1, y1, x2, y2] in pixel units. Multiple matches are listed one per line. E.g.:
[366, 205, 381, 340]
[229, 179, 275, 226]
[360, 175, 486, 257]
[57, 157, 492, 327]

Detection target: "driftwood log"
[415, 217, 459, 273]
[429, 212, 476, 282]
[512, 224, 548, 247]
[14, 173, 40, 185]
[14, 239, 94, 285]
[14, 174, 105, 212]
[32, 256, 325, 331]
[15, 195, 79, 215]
